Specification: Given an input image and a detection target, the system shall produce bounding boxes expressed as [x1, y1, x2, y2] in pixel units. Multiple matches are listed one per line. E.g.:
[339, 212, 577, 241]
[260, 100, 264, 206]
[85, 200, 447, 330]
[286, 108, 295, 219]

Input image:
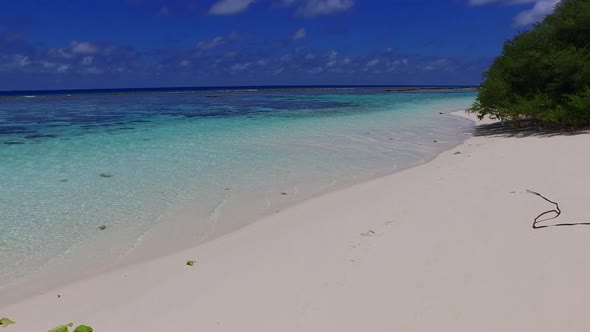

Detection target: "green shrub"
[469, 0, 590, 126]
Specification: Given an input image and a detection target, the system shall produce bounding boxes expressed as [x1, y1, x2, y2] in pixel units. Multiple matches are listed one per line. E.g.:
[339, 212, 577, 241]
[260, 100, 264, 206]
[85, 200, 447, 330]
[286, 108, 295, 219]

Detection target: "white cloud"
[211, 0, 353, 17]
[469, 0, 537, 5]
[48, 48, 73, 59]
[81, 66, 103, 74]
[197, 36, 225, 50]
[196, 33, 239, 53]
[366, 59, 379, 67]
[56, 64, 70, 73]
[15, 54, 30, 67]
[47, 42, 98, 61]
[328, 50, 338, 60]
[422, 59, 455, 72]
[41, 61, 57, 69]
[292, 28, 306, 40]
[70, 41, 99, 55]
[306, 66, 324, 74]
[295, 0, 354, 17]
[209, 0, 255, 15]
[81, 56, 94, 65]
[469, 0, 560, 26]
[231, 62, 251, 71]
[514, 0, 560, 25]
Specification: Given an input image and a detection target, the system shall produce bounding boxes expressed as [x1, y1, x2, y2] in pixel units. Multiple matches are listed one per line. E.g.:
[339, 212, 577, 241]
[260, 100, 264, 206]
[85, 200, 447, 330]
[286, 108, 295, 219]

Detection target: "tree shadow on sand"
[472, 120, 590, 138]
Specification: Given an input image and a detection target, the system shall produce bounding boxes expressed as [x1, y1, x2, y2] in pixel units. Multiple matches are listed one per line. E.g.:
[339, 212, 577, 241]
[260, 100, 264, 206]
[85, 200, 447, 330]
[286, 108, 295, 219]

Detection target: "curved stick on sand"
[527, 190, 590, 229]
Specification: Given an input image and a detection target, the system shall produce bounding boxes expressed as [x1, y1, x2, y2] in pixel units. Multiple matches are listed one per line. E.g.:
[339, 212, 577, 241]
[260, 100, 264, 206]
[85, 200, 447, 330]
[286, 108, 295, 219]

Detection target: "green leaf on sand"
[0, 317, 15, 327]
[73, 325, 93, 332]
[48, 323, 73, 332]
[186, 260, 196, 266]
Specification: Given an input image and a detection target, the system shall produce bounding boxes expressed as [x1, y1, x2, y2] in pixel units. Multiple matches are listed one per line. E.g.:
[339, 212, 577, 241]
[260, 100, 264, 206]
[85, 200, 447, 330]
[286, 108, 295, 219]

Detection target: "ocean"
[0, 86, 476, 291]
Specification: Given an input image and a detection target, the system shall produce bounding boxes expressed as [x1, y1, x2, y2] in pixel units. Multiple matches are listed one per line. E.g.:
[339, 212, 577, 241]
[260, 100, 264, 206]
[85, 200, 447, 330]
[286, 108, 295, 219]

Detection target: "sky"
[0, 0, 560, 90]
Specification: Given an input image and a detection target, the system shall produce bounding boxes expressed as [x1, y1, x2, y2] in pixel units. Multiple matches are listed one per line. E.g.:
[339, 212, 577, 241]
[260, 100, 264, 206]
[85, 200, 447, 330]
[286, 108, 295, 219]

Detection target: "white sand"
[3, 111, 590, 331]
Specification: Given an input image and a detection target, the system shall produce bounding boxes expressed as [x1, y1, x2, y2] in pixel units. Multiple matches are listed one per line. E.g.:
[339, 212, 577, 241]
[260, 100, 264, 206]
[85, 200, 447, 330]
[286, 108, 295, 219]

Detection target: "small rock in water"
[99, 173, 113, 178]
[59, 179, 68, 182]
[439, 112, 444, 115]
[97, 225, 107, 230]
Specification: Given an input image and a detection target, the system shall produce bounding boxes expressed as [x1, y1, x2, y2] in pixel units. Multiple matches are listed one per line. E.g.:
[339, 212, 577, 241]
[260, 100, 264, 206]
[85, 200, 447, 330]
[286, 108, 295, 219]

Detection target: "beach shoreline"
[0, 106, 473, 307]
[0, 90, 475, 296]
[4, 110, 590, 331]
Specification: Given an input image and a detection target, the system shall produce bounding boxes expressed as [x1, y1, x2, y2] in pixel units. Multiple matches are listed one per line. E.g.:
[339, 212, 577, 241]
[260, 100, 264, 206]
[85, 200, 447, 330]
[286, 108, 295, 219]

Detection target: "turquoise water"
[0, 88, 476, 290]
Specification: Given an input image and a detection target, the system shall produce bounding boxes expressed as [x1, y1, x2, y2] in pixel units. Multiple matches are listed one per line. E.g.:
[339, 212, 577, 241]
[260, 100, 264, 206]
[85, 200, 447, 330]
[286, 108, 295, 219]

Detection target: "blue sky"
[0, 0, 559, 90]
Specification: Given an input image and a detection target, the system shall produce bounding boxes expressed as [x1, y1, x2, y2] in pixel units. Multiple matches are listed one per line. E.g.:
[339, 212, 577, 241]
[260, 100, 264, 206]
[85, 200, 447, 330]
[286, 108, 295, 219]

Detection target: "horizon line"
[0, 84, 479, 94]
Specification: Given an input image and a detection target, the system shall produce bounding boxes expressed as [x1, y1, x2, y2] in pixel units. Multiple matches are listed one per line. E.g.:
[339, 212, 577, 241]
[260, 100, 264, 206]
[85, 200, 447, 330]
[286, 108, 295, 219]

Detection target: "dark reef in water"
[0, 126, 34, 135]
[384, 87, 478, 93]
[24, 134, 58, 139]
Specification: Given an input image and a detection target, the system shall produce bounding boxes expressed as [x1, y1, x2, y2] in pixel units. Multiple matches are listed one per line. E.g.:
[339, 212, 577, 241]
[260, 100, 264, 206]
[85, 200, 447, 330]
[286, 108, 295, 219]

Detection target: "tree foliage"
[469, 0, 590, 126]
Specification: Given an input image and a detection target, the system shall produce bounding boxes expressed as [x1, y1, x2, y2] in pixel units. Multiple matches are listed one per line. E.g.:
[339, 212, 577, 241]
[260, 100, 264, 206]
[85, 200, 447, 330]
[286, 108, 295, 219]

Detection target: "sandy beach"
[3, 111, 590, 331]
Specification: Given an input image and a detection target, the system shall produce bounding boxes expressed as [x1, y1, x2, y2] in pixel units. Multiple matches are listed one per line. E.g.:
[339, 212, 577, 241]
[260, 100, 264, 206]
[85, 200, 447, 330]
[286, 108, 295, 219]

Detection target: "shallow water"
[0, 87, 475, 289]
